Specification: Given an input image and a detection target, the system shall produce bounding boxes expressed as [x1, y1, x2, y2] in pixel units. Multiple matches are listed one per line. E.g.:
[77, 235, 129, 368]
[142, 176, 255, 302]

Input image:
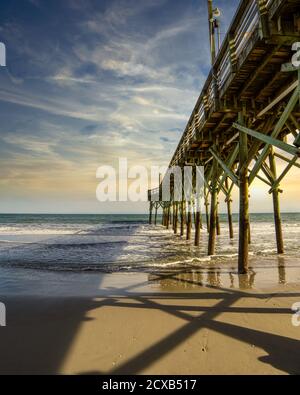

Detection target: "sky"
[0, 0, 298, 214]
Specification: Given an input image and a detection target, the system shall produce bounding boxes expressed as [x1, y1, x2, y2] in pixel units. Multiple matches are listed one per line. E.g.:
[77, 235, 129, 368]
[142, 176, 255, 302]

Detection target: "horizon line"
[1, 212, 300, 215]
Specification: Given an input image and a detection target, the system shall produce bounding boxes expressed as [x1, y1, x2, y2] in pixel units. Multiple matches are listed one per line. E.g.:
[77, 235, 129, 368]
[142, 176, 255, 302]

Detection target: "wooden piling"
[208, 158, 217, 255]
[154, 204, 158, 226]
[174, 202, 178, 234]
[193, 202, 196, 225]
[269, 147, 284, 254]
[225, 178, 234, 239]
[186, 202, 192, 241]
[180, 201, 185, 236]
[149, 202, 153, 225]
[204, 187, 210, 233]
[199, 207, 203, 229]
[162, 207, 166, 226]
[195, 202, 201, 247]
[248, 218, 251, 245]
[238, 113, 249, 273]
[166, 205, 171, 229]
[216, 200, 221, 236]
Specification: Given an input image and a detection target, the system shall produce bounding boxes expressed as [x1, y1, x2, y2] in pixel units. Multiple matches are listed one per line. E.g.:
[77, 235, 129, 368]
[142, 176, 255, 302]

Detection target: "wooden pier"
[148, 0, 300, 273]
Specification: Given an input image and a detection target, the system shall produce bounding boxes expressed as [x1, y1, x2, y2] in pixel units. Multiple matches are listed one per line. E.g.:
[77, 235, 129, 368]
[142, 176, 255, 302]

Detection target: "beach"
[0, 268, 300, 375]
[0, 214, 300, 375]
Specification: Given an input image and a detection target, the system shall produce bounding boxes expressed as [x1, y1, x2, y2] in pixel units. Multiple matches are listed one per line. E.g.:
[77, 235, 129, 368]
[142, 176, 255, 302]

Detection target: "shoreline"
[0, 254, 300, 297]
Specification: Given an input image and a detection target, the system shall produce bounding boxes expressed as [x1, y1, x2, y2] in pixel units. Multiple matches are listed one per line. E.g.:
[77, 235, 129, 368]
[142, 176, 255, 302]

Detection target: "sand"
[0, 264, 300, 375]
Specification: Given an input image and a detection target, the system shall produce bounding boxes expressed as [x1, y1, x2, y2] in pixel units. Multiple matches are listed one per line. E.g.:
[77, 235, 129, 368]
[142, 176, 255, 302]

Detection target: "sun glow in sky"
[0, 0, 298, 214]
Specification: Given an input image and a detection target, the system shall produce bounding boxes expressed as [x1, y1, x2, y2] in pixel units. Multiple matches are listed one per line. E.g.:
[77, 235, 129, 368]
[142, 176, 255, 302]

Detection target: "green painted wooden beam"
[217, 178, 229, 198]
[248, 86, 300, 185]
[260, 160, 275, 182]
[269, 156, 298, 194]
[294, 133, 300, 148]
[218, 143, 239, 192]
[209, 148, 239, 186]
[248, 169, 272, 187]
[233, 123, 300, 157]
[274, 152, 300, 169]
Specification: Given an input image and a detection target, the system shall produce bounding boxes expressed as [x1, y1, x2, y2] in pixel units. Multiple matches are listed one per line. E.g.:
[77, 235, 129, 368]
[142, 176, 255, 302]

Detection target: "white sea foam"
[0, 216, 299, 272]
[0, 225, 83, 235]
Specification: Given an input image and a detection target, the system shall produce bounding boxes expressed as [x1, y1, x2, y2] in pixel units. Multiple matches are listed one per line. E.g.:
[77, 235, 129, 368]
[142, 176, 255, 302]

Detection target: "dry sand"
[0, 263, 300, 375]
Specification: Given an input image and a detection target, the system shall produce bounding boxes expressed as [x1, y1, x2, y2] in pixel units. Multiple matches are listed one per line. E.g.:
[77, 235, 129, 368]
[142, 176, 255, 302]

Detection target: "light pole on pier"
[207, 1, 221, 65]
[207, 0, 216, 64]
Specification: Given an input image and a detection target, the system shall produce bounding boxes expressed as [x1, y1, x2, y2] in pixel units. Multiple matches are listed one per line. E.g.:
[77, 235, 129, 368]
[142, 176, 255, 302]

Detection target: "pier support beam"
[186, 202, 192, 241]
[269, 147, 284, 254]
[195, 202, 201, 247]
[225, 178, 234, 239]
[238, 113, 249, 273]
[248, 216, 251, 245]
[166, 205, 171, 229]
[163, 206, 168, 226]
[149, 202, 153, 225]
[208, 158, 218, 255]
[204, 189, 210, 233]
[154, 204, 158, 226]
[174, 202, 178, 234]
[180, 201, 185, 236]
[216, 199, 221, 236]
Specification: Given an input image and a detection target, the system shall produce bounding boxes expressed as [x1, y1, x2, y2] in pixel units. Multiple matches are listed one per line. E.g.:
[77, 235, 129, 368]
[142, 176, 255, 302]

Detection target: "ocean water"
[0, 213, 299, 273]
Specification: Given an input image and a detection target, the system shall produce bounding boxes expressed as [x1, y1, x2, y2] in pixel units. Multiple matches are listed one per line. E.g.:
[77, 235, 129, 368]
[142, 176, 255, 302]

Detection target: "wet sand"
[0, 259, 300, 375]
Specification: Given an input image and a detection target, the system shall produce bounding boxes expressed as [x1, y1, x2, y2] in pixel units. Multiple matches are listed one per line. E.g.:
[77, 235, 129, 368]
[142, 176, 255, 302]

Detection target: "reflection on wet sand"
[277, 257, 286, 285]
[148, 257, 293, 291]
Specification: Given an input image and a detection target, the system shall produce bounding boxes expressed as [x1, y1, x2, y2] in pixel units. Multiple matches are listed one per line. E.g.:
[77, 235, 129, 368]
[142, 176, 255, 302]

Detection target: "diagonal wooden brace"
[233, 123, 300, 157]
